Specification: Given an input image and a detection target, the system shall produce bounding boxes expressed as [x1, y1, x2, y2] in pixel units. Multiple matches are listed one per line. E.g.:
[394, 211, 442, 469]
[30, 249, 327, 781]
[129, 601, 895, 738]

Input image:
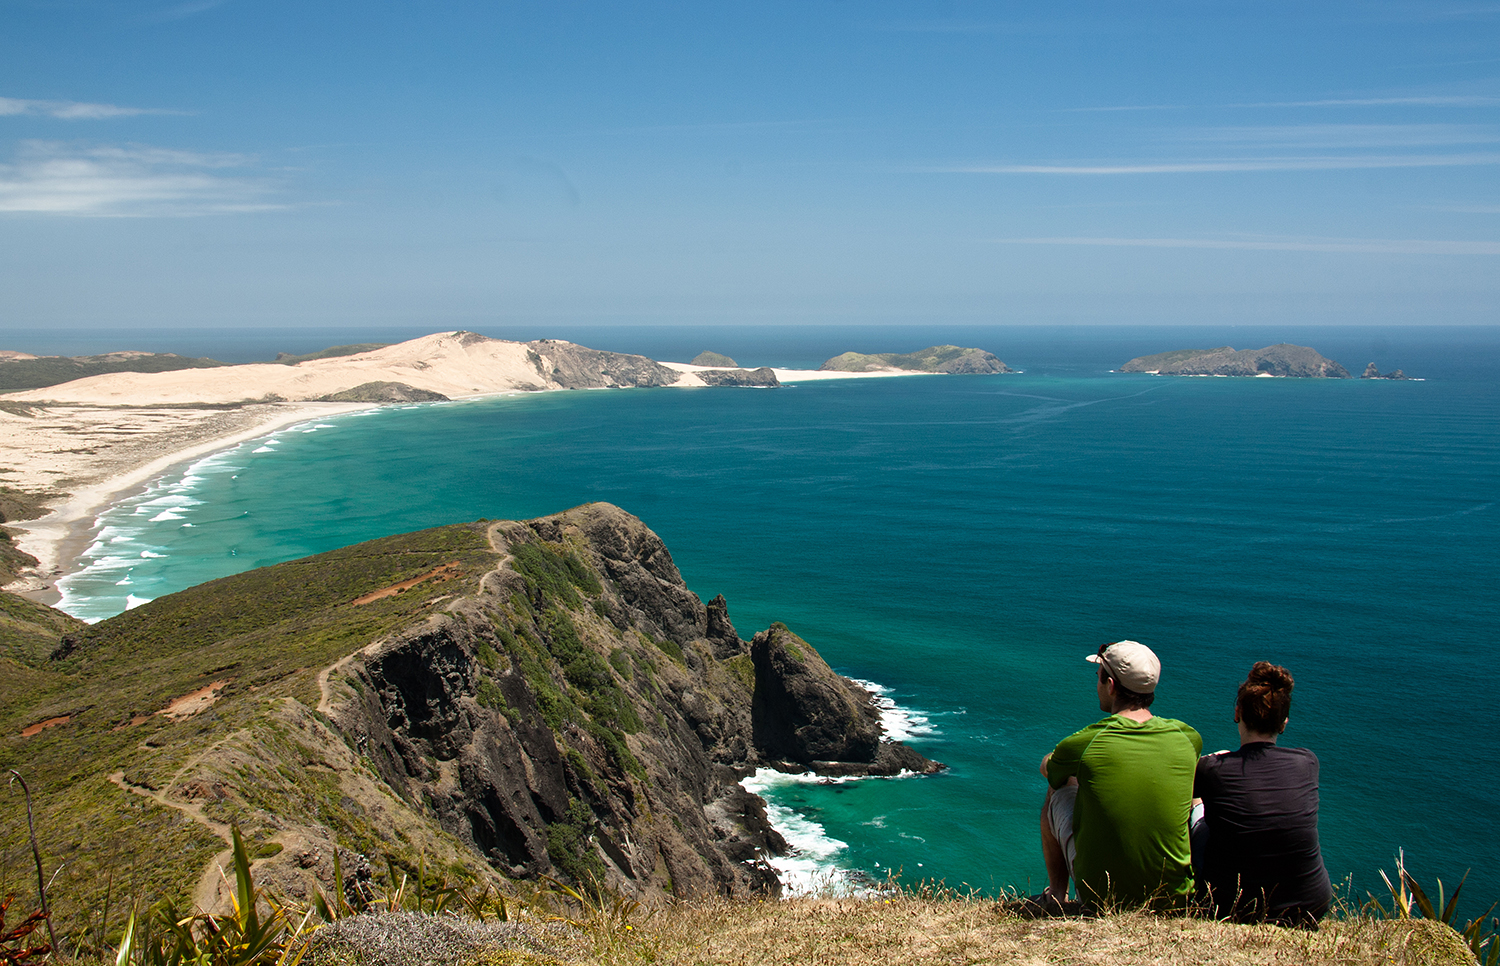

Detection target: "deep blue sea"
[15, 324, 1500, 907]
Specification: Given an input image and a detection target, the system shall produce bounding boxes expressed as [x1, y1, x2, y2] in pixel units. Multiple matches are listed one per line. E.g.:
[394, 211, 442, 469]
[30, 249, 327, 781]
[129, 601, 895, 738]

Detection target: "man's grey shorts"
[1046, 783, 1078, 876]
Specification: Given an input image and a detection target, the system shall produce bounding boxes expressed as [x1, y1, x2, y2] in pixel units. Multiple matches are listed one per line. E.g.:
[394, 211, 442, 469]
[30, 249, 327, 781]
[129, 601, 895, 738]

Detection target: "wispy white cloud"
[931, 153, 1500, 174]
[0, 96, 179, 120]
[1424, 203, 1500, 213]
[147, 0, 232, 22]
[1066, 95, 1500, 112]
[1242, 95, 1500, 108]
[0, 141, 284, 216]
[987, 235, 1500, 255]
[1181, 124, 1500, 149]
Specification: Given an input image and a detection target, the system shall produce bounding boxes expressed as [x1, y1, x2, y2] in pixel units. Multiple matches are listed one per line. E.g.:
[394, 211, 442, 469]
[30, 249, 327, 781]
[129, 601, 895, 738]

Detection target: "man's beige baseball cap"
[1086, 640, 1161, 694]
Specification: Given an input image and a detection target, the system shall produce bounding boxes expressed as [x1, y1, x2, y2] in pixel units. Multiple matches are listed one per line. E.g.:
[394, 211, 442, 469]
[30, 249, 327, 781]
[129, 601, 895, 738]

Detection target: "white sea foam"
[252, 446, 275, 453]
[149, 511, 185, 522]
[741, 679, 934, 895]
[124, 595, 153, 610]
[741, 770, 856, 896]
[849, 678, 938, 743]
[139, 550, 166, 558]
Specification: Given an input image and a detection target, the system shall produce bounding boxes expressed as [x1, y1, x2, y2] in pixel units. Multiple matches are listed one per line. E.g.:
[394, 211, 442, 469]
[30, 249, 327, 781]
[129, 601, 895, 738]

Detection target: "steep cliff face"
[2, 503, 941, 942]
[324, 504, 940, 898]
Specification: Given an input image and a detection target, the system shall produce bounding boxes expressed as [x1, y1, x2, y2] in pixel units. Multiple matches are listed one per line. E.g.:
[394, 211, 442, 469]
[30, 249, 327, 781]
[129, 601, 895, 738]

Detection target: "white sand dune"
[6, 332, 552, 405]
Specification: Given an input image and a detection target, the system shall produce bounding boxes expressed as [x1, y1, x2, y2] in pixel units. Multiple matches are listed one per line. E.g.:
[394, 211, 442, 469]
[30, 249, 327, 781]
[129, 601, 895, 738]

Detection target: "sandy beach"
[0, 332, 927, 603]
[661, 361, 936, 383]
[1, 401, 373, 601]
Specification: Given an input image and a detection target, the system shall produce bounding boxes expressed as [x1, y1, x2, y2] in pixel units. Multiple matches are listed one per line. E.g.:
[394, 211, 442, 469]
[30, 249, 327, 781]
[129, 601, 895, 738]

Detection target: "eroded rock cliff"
[1, 502, 940, 930]
[326, 504, 940, 898]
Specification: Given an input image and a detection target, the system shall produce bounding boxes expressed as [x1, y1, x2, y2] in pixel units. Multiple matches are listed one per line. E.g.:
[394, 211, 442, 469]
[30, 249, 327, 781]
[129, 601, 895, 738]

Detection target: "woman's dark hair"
[1237, 661, 1293, 734]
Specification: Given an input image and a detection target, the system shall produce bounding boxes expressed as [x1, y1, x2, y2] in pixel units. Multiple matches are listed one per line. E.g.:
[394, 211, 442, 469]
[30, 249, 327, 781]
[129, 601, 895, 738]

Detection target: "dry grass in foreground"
[462, 895, 1475, 966]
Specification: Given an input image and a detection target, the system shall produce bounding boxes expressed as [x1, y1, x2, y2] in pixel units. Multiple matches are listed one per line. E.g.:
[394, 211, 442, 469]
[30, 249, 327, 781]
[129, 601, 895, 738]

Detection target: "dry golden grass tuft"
[498, 895, 1476, 966]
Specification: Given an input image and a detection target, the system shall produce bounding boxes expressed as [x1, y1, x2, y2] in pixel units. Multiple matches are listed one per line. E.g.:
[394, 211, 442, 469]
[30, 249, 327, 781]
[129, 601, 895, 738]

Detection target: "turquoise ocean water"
[29, 325, 1500, 905]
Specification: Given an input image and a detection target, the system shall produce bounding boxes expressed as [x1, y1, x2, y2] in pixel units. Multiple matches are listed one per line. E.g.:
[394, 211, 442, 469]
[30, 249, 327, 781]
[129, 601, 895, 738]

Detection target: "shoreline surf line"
[743, 680, 939, 895]
[4, 401, 377, 605]
[661, 361, 943, 383]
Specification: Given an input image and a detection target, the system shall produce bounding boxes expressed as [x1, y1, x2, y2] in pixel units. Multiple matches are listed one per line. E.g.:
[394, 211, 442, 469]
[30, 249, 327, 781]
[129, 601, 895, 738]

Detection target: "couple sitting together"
[1028, 640, 1330, 926]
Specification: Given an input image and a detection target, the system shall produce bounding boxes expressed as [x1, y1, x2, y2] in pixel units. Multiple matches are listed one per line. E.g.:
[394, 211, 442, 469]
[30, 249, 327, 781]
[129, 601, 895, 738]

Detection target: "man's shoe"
[1001, 892, 1083, 919]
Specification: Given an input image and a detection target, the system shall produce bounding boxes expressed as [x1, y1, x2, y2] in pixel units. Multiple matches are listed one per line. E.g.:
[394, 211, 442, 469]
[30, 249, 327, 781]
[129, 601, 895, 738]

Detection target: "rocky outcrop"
[1361, 363, 1408, 380]
[750, 623, 940, 778]
[1120, 344, 1351, 378]
[524, 340, 684, 389]
[691, 351, 738, 367]
[317, 381, 450, 402]
[693, 367, 780, 387]
[820, 346, 1012, 374]
[323, 504, 940, 898]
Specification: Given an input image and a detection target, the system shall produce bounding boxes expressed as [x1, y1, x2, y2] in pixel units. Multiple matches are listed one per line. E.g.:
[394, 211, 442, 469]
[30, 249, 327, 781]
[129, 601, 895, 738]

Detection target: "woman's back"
[1194, 742, 1332, 925]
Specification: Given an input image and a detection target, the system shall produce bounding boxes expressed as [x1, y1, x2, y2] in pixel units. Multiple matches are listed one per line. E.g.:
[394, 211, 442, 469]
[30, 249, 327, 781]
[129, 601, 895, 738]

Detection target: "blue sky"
[2, 1, 1499, 329]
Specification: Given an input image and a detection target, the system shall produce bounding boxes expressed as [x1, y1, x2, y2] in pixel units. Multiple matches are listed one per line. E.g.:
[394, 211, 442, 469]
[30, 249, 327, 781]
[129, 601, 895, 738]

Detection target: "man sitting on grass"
[1026, 640, 1202, 915]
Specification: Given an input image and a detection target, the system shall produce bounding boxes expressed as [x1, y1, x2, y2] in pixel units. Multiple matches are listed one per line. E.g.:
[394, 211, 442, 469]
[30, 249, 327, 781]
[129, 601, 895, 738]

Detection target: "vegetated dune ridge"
[0, 502, 940, 945]
[2, 331, 780, 405]
[0, 349, 227, 393]
[1119, 344, 1352, 377]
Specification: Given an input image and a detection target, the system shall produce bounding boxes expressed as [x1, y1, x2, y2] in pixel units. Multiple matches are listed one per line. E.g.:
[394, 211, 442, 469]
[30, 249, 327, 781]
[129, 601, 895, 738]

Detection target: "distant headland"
[818, 345, 1012, 374]
[1119, 344, 1351, 378]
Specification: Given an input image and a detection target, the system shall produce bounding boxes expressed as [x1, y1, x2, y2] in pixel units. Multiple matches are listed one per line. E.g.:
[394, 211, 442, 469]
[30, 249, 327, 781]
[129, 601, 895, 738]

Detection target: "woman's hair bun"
[1237, 662, 1295, 733]
[1246, 661, 1293, 692]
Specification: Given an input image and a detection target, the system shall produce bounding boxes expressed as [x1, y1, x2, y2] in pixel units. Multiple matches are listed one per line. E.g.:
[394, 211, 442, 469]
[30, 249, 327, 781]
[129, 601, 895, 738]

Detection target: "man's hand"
[1039, 752, 1052, 778]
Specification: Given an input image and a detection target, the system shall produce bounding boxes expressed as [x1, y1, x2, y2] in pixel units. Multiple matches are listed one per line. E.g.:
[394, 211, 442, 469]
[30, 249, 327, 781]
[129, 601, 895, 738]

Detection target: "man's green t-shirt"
[1047, 715, 1203, 908]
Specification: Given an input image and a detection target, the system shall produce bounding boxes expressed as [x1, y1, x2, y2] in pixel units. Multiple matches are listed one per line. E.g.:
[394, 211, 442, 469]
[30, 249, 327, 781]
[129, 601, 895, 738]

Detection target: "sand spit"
[662, 361, 930, 383]
[1, 331, 920, 598]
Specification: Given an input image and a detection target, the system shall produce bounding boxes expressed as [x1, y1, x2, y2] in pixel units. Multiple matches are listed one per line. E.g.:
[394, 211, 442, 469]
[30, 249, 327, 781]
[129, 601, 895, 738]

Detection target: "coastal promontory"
[0, 331, 784, 406]
[1119, 344, 1351, 378]
[0, 503, 940, 937]
[819, 345, 1012, 374]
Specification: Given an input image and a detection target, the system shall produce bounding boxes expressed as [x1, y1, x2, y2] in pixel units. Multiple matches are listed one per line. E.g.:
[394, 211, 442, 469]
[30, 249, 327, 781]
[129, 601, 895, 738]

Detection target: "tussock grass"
[553, 895, 1473, 966]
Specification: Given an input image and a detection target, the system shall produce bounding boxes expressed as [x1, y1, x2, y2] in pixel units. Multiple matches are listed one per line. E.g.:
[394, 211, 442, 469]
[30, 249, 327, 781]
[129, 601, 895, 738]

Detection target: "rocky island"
[819, 345, 1012, 374]
[1361, 363, 1409, 380]
[1119, 344, 1351, 378]
[0, 503, 940, 937]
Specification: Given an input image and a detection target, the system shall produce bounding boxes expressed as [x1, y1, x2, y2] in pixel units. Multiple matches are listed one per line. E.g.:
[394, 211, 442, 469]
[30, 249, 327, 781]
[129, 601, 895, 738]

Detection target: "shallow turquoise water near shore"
[50, 326, 1500, 904]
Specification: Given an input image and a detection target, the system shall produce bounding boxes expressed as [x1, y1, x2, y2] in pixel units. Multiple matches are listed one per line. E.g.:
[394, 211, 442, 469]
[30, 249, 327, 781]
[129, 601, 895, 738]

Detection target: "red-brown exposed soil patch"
[20, 715, 70, 737]
[158, 680, 231, 720]
[351, 561, 462, 605]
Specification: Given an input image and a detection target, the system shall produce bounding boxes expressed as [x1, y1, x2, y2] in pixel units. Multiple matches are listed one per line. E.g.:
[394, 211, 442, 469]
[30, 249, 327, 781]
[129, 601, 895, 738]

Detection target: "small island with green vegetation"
[819, 345, 1012, 374]
[1120, 344, 1351, 378]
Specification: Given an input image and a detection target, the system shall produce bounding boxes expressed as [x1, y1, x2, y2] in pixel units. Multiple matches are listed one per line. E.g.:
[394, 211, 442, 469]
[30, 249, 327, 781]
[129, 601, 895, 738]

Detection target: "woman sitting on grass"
[1192, 661, 1332, 927]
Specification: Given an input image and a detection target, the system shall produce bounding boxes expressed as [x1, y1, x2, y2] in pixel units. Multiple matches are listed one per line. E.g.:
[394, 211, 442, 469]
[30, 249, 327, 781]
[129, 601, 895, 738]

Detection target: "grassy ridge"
[0, 522, 499, 941]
